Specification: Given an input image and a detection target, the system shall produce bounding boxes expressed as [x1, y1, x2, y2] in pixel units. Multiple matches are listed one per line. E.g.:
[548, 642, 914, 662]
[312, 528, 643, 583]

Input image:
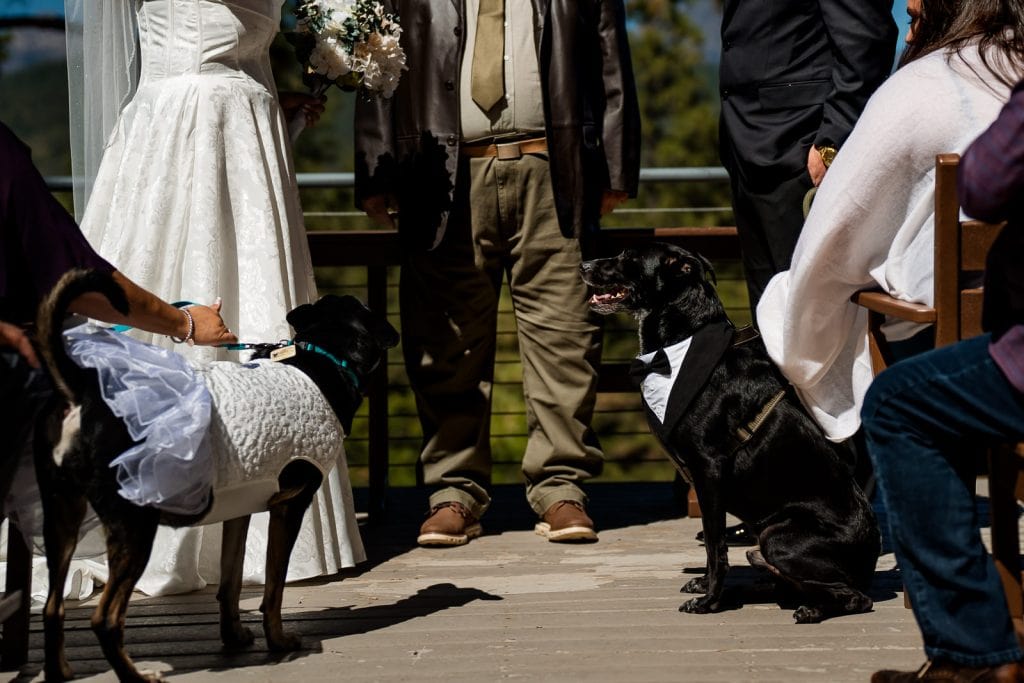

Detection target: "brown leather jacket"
[354, 0, 641, 250]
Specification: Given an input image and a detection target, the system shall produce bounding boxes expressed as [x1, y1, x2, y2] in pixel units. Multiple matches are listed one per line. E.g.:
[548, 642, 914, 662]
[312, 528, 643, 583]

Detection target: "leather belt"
[460, 136, 547, 160]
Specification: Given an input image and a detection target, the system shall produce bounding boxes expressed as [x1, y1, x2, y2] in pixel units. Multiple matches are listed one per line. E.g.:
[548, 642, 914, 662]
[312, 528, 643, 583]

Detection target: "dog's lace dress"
[194, 360, 345, 524]
[64, 324, 345, 523]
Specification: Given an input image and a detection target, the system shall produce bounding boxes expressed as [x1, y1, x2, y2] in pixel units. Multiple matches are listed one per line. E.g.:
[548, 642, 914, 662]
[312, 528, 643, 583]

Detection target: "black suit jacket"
[719, 0, 897, 189]
[354, 0, 641, 250]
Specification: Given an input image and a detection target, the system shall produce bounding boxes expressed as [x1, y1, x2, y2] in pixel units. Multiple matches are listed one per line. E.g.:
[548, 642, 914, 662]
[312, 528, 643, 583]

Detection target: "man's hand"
[807, 146, 828, 187]
[0, 321, 39, 368]
[600, 190, 629, 217]
[362, 194, 396, 229]
[279, 91, 327, 128]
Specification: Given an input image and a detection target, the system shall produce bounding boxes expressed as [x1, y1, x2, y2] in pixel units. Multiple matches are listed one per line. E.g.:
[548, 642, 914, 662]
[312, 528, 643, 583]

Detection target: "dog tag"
[270, 345, 297, 362]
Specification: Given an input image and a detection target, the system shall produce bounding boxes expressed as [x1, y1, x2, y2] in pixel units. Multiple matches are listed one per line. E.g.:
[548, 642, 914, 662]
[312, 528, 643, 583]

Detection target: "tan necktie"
[471, 0, 506, 112]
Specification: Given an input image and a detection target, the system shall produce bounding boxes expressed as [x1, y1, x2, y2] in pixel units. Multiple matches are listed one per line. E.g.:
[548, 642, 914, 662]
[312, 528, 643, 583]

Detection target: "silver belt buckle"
[496, 141, 523, 161]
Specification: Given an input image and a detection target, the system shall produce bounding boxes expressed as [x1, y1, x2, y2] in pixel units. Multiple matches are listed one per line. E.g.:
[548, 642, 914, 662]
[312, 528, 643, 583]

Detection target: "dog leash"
[262, 340, 362, 391]
[108, 303, 361, 390]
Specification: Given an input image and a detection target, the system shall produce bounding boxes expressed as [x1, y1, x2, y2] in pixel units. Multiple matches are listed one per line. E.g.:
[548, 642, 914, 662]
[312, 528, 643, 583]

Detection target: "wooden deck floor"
[8, 482, 936, 682]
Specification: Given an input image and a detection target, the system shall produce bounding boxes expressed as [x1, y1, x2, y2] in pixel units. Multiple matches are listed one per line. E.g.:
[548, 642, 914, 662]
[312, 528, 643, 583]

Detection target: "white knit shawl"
[757, 44, 1014, 441]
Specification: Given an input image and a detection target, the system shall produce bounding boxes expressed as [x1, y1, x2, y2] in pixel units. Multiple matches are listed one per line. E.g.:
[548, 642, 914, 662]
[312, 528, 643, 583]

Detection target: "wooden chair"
[852, 154, 1022, 633]
[852, 153, 1003, 371]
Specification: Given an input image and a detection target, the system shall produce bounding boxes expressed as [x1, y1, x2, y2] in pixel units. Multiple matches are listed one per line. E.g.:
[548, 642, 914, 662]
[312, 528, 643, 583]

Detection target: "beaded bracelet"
[169, 306, 195, 344]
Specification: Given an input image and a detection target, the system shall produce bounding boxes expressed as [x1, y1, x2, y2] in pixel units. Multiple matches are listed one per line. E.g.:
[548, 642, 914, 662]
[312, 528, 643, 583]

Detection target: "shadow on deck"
[9, 483, 923, 683]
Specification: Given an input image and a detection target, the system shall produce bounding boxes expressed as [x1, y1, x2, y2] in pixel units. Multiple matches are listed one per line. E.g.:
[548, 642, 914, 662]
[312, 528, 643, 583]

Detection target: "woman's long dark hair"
[900, 0, 1024, 87]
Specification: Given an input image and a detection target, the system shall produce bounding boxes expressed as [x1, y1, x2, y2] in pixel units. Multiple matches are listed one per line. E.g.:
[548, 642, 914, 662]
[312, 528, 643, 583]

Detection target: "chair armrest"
[852, 290, 937, 324]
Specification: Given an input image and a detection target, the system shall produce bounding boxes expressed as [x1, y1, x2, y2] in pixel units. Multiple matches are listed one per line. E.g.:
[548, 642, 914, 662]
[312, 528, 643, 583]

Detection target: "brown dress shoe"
[534, 500, 598, 542]
[871, 660, 1024, 682]
[417, 502, 482, 547]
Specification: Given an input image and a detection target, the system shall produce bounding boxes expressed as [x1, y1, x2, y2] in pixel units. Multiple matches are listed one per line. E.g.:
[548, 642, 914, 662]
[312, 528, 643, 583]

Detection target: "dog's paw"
[44, 660, 75, 682]
[680, 576, 709, 594]
[221, 623, 255, 649]
[678, 595, 719, 614]
[793, 605, 825, 624]
[266, 630, 302, 652]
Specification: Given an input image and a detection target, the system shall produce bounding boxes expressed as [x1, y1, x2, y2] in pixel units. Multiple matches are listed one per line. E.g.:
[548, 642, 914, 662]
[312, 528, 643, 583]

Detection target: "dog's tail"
[37, 268, 130, 403]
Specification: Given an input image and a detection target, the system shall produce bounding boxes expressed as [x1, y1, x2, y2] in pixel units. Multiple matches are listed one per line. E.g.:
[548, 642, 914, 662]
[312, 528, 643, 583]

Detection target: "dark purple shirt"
[0, 121, 113, 325]
[958, 79, 1024, 393]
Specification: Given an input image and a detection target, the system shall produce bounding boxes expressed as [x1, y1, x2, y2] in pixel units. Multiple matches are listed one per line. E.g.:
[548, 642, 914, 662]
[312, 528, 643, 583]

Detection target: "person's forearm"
[69, 271, 190, 339]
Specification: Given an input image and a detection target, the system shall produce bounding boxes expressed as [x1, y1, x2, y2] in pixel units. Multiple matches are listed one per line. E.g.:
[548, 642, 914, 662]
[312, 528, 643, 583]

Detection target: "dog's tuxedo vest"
[636, 321, 735, 442]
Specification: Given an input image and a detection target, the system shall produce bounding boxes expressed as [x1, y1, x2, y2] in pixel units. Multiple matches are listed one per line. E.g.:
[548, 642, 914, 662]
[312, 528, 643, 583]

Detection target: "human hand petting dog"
[0, 321, 39, 368]
[187, 299, 237, 346]
[69, 270, 237, 346]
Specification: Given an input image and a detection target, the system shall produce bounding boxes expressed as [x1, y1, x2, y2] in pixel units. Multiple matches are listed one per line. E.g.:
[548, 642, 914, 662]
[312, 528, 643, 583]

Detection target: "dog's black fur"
[580, 243, 879, 623]
[35, 269, 399, 682]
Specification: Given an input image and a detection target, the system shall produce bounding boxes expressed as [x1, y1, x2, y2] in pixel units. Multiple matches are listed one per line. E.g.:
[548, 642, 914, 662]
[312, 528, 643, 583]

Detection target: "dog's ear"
[662, 251, 716, 285]
[352, 301, 400, 349]
[286, 302, 318, 332]
[695, 253, 717, 286]
[374, 317, 400, 349]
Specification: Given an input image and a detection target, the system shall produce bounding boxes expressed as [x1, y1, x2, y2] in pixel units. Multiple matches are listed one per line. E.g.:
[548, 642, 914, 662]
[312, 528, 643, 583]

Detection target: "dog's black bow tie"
[629, 349, 672, 386]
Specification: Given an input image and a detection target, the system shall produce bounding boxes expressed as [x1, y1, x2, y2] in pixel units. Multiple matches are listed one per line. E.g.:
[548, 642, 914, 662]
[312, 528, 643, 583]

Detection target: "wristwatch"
[816, 144, 838, 168]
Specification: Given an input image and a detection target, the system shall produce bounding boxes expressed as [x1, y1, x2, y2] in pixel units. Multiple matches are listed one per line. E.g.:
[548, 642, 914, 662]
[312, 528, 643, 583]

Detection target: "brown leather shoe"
[871, 660, 1024, 682]
[534, 500, 598, 542]
[417, 502, 482, 547]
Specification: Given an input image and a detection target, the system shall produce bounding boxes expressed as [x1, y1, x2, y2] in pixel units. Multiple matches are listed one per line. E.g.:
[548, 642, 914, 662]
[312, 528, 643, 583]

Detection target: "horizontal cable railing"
[44, 166, 731, 191]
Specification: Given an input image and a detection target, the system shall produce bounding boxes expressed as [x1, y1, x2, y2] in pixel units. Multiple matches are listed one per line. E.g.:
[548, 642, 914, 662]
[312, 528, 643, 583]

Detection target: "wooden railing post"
[367, 265, 389, 523]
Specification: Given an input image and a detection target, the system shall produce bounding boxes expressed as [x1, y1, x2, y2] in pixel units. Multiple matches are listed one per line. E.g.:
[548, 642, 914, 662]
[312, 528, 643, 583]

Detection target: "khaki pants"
[399, 152, 604, 518]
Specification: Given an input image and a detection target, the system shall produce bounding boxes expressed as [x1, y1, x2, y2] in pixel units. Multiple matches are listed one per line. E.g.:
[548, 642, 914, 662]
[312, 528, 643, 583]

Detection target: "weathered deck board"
[6, 482, 956, 682]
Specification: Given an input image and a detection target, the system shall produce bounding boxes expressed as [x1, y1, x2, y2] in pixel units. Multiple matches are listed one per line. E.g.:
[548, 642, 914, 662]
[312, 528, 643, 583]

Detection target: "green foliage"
[0, 58, 71, 176]
[603, 0, 731, 230]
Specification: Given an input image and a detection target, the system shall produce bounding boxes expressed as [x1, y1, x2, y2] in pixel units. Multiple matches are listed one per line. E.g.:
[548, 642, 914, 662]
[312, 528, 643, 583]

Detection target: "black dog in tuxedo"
[35, 269, 398, 682]
[580, 242, 879, 623]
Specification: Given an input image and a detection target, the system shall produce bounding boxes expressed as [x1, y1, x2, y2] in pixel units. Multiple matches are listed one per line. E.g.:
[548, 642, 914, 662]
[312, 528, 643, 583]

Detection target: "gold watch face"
[818, 146, 838, 167]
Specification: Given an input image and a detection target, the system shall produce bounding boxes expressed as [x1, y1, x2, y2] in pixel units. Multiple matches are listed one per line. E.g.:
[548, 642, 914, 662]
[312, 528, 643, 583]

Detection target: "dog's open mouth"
[588, 286, 630, 309]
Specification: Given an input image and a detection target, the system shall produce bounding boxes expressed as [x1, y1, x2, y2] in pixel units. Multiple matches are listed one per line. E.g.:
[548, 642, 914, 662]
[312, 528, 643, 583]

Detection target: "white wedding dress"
[74, 0, 366, 596]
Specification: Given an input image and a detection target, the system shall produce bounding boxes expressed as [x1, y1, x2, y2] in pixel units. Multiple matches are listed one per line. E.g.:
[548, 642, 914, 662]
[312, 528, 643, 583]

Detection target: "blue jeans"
[862, 334, 1024, 667]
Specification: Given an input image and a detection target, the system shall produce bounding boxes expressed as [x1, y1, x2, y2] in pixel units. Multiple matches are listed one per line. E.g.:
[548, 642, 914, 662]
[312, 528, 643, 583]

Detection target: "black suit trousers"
[724, 158, 813, 322]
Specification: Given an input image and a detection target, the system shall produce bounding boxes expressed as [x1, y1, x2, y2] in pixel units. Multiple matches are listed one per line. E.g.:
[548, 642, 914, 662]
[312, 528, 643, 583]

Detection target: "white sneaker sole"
[417, 523, 482, 547]
[534, 522, 598, 542]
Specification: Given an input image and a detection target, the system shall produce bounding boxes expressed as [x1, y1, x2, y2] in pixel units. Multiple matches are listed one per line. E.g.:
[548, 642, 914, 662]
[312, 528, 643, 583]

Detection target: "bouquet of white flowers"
[287, 0, 406, 138]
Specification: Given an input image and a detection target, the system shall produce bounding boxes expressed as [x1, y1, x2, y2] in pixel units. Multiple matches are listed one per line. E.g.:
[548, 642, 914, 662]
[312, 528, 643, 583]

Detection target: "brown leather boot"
[871, 660, 1024, 682]
[417, 502, 482, 547]
[534, 500, 598, 542]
